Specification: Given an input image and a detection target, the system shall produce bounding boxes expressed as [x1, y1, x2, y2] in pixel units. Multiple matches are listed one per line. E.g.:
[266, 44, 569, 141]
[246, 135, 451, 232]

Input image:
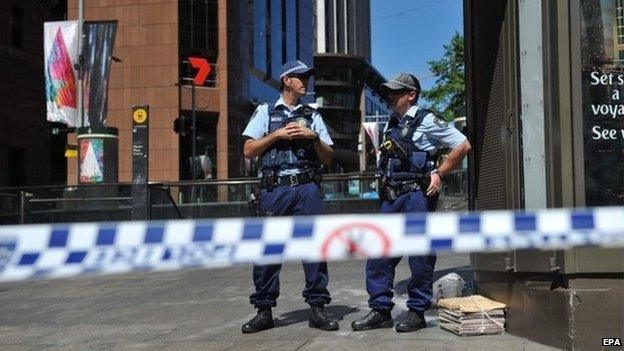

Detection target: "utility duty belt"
[379, 175, 430, 202]
[380, 180, 420, 202]
[260, 169, 322, 190]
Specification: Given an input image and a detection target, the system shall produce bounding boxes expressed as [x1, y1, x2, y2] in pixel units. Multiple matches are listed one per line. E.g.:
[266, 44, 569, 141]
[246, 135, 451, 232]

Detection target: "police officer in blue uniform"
[241, 60, 338, 333]
[352, 73, 471, 333]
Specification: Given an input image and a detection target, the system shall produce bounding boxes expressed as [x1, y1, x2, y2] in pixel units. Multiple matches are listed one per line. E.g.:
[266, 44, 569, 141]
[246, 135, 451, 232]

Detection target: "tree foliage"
[421, 32, 465, 121]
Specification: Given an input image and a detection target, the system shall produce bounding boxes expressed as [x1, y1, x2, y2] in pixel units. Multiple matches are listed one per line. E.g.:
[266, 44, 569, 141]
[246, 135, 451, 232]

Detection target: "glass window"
[336, 0, 345, 52]
[321, 109, 359, 135]
[179, 0, 218, 87]
[253, 0, 268, 73]
[579, 0, 624, 205]
[315, 67, 354, 82]
[617, 0, 624, 45]
[347, 0, 355, 54]
[325, 0, 335, 52]
[317, 91, 355, 108]
[518, 0, 547, 209]
[365, 97, 373, 114]
[270, 0, 283, 81]
[285, 0, 298, 61]
[178, 111, 218, 181]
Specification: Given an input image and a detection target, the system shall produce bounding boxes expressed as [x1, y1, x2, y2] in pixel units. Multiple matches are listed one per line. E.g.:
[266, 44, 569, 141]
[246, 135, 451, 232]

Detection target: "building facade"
[315, 0, 371, 60]
[0, 0, 67, 187]
[66, 0, 314, 183]
[465, 1, 623, 349]
[313, 0, 390, 173]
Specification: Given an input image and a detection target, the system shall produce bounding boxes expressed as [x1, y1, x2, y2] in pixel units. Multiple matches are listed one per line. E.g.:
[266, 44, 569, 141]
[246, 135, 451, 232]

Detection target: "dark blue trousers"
[366, 190, 437, 312]
[249, 182, 331, 309]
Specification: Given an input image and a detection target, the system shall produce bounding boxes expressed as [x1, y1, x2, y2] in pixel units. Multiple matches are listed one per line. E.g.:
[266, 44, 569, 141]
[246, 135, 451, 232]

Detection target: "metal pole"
[190, 79, 198, 207]
[19, 191, 29, 224]
[191, 79, 197, 181]
[76, 0, 85, 185]
[77, 0, 84, 127]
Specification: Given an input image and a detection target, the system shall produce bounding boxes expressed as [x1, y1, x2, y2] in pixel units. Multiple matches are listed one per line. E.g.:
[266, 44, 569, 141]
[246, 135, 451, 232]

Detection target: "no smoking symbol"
[321, 223, 391, 260]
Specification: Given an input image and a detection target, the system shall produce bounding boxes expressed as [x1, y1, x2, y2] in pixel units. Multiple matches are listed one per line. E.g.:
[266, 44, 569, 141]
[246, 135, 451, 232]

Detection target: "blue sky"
[370, 0, 464, 93]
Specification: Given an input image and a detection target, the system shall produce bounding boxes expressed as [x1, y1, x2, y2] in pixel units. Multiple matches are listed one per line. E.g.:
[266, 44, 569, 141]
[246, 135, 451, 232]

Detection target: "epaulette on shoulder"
[250, 102, 270, 120]
[415, 108, 433, 118]
[301, 104, 317, 118]
[254, 102, 270, 111]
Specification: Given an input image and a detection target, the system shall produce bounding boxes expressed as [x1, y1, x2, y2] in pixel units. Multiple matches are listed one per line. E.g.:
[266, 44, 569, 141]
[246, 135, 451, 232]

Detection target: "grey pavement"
[0, 252, 560, 351]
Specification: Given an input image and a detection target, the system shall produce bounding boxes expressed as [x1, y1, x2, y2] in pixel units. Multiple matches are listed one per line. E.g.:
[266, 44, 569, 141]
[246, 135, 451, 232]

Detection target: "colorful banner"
[79, 138, 105, 183]
[363, 122, 380, 163]
[83, 21, 118, 127]
[44, 21, 79, 127]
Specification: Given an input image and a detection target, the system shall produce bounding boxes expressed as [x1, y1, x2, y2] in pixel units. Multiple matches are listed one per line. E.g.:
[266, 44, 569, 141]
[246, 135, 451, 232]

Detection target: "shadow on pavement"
[274, 305, 359, 327]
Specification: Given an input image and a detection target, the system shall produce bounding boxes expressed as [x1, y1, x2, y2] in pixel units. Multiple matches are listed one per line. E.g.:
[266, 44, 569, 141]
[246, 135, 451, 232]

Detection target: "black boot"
[351, 309, 393, 331]
[242, 308, 274, 333]
[309, 305, 339, 331]
[395, 310, 426, 332]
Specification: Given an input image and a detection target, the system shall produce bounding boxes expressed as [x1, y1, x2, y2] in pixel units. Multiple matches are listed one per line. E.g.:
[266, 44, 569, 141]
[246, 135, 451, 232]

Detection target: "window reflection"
[179, 0, 219, 87]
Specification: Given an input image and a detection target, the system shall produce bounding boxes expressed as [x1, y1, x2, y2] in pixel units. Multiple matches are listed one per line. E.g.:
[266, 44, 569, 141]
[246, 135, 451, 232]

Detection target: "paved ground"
[0, 253, 561, 351]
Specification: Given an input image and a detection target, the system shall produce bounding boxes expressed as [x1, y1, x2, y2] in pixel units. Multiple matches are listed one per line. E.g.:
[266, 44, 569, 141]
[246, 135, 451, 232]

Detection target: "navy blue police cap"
[381, 73, 421, 93]
[280, 60, 316, 79]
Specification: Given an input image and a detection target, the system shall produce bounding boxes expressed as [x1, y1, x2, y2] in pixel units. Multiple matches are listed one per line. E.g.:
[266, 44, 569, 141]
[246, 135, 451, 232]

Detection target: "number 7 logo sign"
[188, 57, 211, 85]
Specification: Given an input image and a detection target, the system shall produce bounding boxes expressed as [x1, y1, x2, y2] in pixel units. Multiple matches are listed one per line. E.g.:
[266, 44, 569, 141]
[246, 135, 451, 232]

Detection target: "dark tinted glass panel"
[270, 0, 283, 80]
[285, 0, 298, 61]
[315, 67, 354, 82]
[179, 0, 218, 87]
[579, 0, 624, 205]
[347, 0, 355, 54]
[317, 91, 356, 108]
[336, 0, 345, 52]
[253, 0, 268, 72]
[325, 0, 335, 52]
[178, 111, 218, 181]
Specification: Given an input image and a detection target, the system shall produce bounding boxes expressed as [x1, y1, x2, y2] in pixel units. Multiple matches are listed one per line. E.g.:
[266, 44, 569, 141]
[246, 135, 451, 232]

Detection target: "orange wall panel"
[68, 0, 180, 183]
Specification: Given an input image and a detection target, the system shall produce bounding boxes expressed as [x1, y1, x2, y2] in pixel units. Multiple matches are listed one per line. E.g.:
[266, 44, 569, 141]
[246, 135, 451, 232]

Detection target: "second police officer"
[240, 60, 339, 333]
[351, 73, 472, 333]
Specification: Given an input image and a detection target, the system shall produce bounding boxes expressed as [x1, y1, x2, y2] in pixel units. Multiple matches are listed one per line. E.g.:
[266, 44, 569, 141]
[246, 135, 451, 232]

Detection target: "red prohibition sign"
[320, 222, 391, 261]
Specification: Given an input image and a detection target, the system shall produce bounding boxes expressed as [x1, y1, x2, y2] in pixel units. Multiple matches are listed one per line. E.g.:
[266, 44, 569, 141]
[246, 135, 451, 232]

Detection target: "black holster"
[247, 187, 263, 217]
[379, 173, 430, 203]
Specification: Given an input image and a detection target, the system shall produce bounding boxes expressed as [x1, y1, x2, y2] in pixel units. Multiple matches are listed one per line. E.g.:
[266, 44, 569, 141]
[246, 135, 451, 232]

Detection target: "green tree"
[421, 32, 465, 121]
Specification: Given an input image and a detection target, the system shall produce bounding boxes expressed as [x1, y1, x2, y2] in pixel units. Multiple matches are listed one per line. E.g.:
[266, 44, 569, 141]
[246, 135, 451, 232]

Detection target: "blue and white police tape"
[0, 206, 623, 282]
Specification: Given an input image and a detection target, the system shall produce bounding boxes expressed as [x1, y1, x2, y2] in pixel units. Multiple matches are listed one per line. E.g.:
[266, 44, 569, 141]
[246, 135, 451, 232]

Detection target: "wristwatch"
[430, 169, 444, 179]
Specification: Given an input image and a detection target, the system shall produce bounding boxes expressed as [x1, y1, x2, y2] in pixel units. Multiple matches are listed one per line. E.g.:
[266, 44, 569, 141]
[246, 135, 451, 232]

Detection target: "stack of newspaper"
[438, 295, 506, 336]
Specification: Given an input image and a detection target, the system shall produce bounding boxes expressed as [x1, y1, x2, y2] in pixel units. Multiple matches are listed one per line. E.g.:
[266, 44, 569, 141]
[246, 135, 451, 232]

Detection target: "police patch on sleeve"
[433, 116, 449, 128]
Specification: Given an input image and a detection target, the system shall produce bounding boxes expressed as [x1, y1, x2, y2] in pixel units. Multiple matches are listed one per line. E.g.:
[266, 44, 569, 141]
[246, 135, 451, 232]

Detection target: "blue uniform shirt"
[385, 105, 466, 155]
[242, 96, 334, 175]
